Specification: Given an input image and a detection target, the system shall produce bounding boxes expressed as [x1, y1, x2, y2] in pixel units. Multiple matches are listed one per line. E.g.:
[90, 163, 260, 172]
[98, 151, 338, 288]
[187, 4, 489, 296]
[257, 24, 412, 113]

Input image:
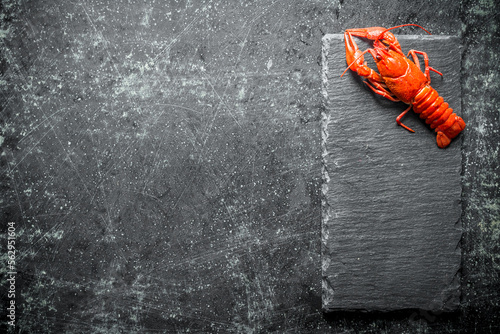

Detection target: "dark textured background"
[0, 0, 498, 333]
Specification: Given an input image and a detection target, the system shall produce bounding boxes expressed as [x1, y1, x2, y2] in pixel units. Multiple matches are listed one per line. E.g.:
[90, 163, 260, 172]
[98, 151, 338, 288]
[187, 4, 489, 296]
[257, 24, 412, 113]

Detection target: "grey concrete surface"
[1, 0, 499, 333]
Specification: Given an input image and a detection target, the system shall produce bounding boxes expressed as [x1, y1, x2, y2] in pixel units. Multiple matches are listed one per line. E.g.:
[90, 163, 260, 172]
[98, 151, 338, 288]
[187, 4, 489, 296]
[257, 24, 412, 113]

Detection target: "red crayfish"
[342, 24, 465, 148]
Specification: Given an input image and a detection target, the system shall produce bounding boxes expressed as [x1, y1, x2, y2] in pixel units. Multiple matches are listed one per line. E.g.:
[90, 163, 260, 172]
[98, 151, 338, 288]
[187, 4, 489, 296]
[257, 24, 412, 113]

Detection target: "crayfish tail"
[413, 86, 466, 148]
[436, 131, 451, 148]
[436, 116, 466, 148]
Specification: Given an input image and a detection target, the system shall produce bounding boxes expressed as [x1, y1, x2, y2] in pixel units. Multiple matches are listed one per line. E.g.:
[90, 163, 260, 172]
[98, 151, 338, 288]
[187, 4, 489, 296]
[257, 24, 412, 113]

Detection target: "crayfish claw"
[343, 32, 383, 81]
[345, 27, 401, 51]
[344, 32, 364, 69]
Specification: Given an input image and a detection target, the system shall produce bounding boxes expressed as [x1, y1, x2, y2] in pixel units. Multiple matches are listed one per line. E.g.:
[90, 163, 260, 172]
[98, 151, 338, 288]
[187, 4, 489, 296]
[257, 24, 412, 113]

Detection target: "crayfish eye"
[376, 54, 382, 60]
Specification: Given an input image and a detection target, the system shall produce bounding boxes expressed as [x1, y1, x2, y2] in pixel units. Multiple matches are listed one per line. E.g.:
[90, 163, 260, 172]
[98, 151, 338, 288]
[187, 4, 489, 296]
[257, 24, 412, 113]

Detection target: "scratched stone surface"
[322, 35, 462, 312]
[0, 0, 499, 333]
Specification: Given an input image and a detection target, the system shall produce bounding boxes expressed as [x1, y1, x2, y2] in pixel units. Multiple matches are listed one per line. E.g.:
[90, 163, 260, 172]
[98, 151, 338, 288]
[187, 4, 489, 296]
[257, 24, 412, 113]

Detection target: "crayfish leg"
[396, 105, 416, 133]
[365, 80, 399, 102]
[407, 50, 443, 83]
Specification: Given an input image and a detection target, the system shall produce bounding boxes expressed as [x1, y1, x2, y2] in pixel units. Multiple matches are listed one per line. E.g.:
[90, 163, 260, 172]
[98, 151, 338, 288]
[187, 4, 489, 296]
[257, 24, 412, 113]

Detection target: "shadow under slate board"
[321, 34, 463, 312]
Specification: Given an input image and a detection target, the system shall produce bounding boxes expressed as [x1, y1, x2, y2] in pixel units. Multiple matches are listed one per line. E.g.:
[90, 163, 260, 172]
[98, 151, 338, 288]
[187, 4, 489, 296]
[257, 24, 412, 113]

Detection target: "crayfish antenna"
[430, 67, 443, 77]
[376, 23, 432, 43]
[340, 67, 350, 78]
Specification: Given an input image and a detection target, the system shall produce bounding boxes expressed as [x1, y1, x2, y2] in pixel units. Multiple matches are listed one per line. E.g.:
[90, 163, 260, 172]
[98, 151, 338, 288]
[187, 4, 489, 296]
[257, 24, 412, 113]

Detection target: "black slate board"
[321, 35, 462, 312]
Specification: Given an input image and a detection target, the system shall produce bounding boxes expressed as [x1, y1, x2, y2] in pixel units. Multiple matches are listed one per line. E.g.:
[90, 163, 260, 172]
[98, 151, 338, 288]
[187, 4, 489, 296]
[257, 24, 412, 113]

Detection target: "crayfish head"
[370, 45, 408, 78]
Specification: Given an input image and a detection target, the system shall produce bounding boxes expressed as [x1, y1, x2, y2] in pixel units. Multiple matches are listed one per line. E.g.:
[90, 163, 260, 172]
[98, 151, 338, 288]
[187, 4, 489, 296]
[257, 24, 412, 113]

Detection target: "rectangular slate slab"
[321, 34, 462, 312]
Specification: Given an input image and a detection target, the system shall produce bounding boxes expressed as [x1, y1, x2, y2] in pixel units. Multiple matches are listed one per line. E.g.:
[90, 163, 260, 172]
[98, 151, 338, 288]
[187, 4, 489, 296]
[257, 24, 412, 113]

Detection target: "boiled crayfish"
[342, 24, 465, 148]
